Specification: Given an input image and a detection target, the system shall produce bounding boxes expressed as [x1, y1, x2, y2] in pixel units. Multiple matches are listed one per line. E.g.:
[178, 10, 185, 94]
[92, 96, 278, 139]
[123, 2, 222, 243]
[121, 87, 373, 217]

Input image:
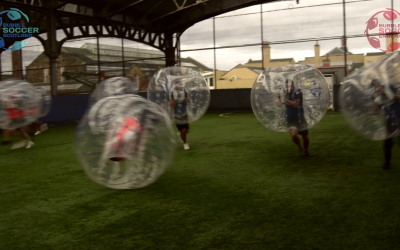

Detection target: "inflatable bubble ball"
[75, 94, 176, 189]
[251, 64, 330, 132]
[89, 77, 138, 106]
[147, 66, 210, 125]
[0, 79, 44, 130]
[339, 51, 400, 140]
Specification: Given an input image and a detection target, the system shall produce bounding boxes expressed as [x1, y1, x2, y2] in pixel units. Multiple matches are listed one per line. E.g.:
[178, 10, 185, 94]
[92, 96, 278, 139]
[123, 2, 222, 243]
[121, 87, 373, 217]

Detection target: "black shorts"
[386, 115, 400, 136]
[176, 123, 189, 131]
[288, 119, 308, 136]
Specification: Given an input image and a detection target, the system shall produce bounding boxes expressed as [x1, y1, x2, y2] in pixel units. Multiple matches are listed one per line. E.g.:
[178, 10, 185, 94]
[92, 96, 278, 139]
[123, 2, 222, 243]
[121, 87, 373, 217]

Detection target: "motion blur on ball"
[89, 77, 138, 106]
[147, 66, 210, 124]
[251, 64, 330, 132]
[75, 95, 176, 189]
[0, 79, 44, 130]
[339, 52, 400, 140]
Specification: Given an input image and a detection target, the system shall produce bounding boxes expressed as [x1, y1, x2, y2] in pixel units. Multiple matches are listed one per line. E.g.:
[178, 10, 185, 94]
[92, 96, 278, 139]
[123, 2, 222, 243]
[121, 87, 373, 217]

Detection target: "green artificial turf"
[1, 112, 400, 250]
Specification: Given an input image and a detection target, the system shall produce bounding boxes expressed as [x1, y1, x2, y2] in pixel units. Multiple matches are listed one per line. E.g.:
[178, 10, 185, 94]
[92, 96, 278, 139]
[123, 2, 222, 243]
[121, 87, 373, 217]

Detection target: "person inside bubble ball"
[99, 116, 144, 179]
[169, 79, 190, 150]
[371, 79, 400, 170]
[5, 93, 34, 149]
[278, 79, 311, 157]
[108, 116, 144, 162]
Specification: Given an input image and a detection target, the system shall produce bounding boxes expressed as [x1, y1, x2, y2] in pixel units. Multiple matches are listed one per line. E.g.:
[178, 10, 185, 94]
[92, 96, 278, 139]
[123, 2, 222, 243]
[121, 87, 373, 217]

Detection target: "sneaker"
[382, 163, 391, 170]
[183, 143, 190, 150]
[34, 131, 41, 136]
[26, 141, 34, 149]
[11, 140, 26, 150]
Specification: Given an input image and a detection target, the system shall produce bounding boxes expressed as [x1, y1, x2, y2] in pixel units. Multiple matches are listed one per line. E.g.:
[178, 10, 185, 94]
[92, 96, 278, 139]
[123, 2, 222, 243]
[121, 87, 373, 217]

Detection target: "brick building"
[25, 43, 211, 93]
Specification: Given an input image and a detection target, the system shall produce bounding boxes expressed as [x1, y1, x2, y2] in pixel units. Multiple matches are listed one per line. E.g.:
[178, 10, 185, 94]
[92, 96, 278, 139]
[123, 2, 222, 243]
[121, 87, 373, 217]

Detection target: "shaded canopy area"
[55, 0, 277, 32]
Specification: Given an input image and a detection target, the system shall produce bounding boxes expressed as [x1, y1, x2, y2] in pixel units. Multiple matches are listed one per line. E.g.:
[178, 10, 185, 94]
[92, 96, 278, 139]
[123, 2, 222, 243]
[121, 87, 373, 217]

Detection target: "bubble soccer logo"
[0, 8, 39, 51]
[365, 8, 400, 52]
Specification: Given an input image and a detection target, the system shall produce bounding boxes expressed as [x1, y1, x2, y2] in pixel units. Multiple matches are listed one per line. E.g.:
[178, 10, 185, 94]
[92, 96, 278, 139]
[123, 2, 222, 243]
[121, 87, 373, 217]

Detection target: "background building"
[24, 43, 211, 93]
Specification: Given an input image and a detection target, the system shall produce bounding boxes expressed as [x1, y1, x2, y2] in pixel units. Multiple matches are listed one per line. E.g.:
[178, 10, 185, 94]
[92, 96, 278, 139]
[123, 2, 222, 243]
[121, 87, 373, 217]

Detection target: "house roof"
[220, 64, 262, 78]
[271, 58, 294, 62]
[323, 47, 353, 56]
[246, 58, 294, 64]
[308, 61, 355, 67]
[365, 52, 386, 56]
[182, 57, 212, 71]
[28, 44, 211, 72]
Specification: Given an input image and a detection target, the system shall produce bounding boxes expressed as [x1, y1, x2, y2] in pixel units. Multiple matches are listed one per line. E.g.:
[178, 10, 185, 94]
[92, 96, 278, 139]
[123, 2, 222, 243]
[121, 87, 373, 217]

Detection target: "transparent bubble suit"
[75, 95, 176, 189]
[147, 66, 210, 124]
[89, 77, 138, 106]
[0, 79, 43, 130]
[251, 64, 330, 132]
[339, 52, 400, 140]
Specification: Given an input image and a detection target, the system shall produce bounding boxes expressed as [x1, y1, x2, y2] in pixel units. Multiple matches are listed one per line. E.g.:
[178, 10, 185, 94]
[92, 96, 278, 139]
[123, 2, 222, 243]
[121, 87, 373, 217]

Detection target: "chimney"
[386, 33, 399, 53]
[322, 54, 331, 67]
[314, 41, 320, 68]
[262, 41, 271, 69]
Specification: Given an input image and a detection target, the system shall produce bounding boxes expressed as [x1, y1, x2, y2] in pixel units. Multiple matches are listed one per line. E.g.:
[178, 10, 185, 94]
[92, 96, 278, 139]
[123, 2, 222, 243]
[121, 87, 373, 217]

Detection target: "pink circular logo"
[365, 8, 400, 52]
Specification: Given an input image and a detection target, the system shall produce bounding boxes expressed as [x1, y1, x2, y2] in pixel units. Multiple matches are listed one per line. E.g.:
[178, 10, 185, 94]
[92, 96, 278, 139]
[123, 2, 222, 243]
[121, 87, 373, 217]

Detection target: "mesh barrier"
[178, 0, 395, 111]
[0, 0, 396, 103]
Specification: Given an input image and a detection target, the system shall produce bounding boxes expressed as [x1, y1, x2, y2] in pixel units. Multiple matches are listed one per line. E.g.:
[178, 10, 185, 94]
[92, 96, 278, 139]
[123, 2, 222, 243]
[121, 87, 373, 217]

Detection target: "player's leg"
[383, 138, 393, 169]
[176, 124, 189, 150]
[19, 127, 34, 148]
[2, 129, 11, 145]
[289, 128, 304, 156]
[34, 121, 41, 135]
[12, 127, 34, 149]
[300, 130, 312, 157]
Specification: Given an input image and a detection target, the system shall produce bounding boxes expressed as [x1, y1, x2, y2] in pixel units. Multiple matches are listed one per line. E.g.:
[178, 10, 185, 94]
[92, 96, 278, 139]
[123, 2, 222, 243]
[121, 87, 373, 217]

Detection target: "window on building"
[209, 77, 214, 87]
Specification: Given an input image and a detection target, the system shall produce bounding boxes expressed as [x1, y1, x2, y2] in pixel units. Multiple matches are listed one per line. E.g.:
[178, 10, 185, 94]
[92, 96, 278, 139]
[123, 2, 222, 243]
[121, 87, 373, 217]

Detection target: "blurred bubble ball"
[89, 77, 138, 106]
[251, 64, 330, 132]
[147, 66, 210, 124]
[0, 79, 44, 130]
[76, 95, 176, 189]
[339, 52, 400, 140]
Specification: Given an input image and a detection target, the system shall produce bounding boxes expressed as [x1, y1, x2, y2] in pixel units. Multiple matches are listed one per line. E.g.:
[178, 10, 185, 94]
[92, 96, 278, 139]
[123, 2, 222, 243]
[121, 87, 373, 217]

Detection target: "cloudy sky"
[2, 0, 397, 72]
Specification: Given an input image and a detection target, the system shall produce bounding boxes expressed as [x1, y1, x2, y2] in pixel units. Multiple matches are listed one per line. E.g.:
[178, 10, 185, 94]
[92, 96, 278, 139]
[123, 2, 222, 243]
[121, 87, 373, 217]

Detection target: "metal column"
[213, 17, 216, 89]
[260, 4, 264, 69]
[165, 33, 176, 67]
[342, 0, 348, 77]
[46, 0, 61, 95]
[97, 37, 101, 81]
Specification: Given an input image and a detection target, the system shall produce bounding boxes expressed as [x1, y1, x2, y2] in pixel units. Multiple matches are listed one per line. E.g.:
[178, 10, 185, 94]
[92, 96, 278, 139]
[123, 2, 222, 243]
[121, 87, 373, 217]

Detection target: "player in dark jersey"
[279, 79, 311, 157]
[169, 79, 190, 150]
[371, 79, 400, 169]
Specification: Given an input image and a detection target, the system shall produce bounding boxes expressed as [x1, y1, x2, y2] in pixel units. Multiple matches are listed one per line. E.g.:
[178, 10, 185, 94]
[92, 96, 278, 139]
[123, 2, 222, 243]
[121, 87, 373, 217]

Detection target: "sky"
[2, 0, 398, 72]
